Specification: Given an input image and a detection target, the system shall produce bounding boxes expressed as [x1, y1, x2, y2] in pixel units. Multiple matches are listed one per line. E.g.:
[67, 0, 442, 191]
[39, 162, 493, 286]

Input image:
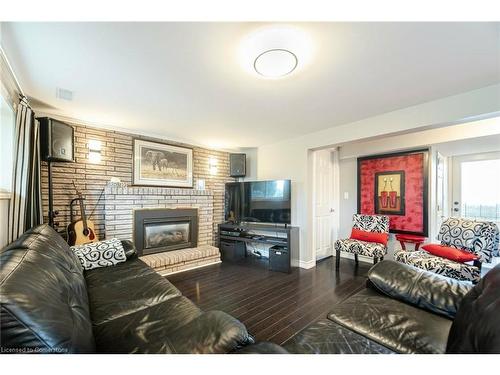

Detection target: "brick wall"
[41, 121, 235, 244]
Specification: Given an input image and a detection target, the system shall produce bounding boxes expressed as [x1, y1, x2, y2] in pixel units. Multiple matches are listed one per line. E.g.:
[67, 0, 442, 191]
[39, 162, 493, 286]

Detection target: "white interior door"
[451, 152, 500, 224]
[313, 149, 338, 260]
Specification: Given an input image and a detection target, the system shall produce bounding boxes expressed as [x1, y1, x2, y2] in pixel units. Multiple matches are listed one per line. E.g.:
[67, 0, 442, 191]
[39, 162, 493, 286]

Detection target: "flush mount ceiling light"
[238, 26, 313, 79]
[254, 49, 298, 78]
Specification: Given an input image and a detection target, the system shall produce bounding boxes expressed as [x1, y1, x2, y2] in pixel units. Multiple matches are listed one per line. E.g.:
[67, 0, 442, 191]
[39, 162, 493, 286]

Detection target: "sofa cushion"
[284, 319, 393, 354]
[395, 250, 481, 283]
[367, 260, 473, 319]
[327, 288, 452, 354]
[84, 257, 157, 289]
[164, 310, 250, 354]
[86, 260, 181, 325]
[446, 264, 500, 353]
[93, 296, 202, 353]
[0, 224, 95, 353]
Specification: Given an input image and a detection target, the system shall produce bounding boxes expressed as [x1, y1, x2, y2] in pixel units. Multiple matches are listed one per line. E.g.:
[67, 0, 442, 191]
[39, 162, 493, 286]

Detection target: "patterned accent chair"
[395, 217, 500, 283]
[334, 214, 390, 268]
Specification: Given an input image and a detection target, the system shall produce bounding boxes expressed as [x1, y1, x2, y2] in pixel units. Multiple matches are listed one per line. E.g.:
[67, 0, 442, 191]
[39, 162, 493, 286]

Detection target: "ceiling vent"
[56, 87, 73, 101]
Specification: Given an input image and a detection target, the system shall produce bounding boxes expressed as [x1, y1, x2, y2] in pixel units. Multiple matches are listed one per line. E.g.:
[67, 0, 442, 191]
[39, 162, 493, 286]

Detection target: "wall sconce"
[209, 157, 218, 175]
[88, 139, 102, 164]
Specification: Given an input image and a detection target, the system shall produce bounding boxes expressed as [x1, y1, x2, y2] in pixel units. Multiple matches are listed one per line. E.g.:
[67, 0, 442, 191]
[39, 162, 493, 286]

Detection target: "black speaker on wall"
[230, 153, 246, 177]
[38, 117, 75, 162]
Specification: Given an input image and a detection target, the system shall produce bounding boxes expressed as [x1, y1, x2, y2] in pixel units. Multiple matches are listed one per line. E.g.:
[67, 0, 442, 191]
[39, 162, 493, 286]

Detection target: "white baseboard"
[292, 259, 316, 269]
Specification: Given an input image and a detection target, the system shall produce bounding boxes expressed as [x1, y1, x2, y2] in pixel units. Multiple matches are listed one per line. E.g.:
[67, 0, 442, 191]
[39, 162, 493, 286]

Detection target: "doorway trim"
[311, 147, 340, 262]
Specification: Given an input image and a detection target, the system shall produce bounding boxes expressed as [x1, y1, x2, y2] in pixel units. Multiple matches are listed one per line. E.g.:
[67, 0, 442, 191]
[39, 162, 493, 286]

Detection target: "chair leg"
[335, 250, 340, 269]
[354, 254, 359, 264]
[373, 257, 378, 265]
[380, 256, 384, 261]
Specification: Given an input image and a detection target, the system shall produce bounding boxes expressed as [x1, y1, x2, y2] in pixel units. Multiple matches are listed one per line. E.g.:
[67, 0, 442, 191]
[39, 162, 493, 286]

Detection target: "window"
[0, 94, 15, 194]
[460, 159, 500, 223]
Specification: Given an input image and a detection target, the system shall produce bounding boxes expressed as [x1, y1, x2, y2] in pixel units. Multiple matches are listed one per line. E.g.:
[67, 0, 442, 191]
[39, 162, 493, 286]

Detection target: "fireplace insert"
[134, 208, 198, 256]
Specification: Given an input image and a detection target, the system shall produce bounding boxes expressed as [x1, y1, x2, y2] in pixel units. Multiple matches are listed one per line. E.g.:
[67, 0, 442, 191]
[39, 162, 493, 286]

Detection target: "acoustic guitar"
[67, 181, 97, 246]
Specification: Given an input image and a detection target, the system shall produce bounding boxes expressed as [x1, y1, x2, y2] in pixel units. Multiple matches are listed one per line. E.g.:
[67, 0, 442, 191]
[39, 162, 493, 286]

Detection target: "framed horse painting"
[133, 139, 193, 187]
[357, 149, 429, 236]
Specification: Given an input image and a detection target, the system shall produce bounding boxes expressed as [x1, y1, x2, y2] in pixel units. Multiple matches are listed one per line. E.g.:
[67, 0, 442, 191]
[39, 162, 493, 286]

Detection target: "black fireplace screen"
[144, 222, 190, 249]
[134, 208, 198, 256]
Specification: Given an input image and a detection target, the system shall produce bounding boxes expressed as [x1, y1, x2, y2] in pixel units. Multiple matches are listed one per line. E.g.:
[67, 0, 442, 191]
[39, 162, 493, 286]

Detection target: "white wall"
[257, 84, 500, 268]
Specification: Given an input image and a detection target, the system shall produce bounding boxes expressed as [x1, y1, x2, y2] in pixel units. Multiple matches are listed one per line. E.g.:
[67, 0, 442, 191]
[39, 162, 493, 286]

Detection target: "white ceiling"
[2, 22, 499, 149]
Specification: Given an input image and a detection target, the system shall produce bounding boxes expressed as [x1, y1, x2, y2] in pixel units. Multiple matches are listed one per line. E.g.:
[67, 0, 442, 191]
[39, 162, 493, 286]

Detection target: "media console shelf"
[218, 222, 299, 273]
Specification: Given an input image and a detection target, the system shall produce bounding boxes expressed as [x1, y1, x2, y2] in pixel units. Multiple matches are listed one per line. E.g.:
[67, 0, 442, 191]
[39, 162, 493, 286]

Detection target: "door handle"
[453, 208, 459, 212]
[330, 208, 335, 213]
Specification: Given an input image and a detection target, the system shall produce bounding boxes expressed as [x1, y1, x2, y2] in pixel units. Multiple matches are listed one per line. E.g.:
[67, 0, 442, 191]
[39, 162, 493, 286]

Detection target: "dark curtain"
[8, 96, 43, 242]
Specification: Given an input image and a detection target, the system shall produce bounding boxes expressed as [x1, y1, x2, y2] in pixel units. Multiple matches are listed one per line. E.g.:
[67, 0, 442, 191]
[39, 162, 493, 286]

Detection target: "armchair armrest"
[367, 260, 473, 319]
[120, 240, 137, 260]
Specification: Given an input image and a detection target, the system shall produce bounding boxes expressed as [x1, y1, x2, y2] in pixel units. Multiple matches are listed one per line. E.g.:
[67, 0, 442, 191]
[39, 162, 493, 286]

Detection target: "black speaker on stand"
[38, 117, 75, 228]
[229, 153, 246, 178]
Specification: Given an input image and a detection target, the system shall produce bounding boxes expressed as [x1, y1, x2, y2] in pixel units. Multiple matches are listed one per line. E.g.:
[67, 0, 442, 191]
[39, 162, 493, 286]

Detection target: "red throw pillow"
[422, 244, 478, 263]
[350, 228, 388, 246]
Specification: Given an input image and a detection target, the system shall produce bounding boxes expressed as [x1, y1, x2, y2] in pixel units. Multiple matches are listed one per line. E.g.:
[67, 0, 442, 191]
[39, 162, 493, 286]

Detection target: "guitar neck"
[78, 198, 88, 229]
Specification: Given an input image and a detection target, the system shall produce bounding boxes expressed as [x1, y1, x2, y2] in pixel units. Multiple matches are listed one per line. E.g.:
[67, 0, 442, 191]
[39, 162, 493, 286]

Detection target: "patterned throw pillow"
[71, 238, 127, 270]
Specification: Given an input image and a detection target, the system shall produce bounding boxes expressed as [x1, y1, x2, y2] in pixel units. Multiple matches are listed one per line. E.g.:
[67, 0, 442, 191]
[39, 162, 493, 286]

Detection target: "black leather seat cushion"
[87, 256, 251, 353]
[84, 257, 156, 289]
[284, 319, 393, 354]
[0, 225, 95, 353]
[368, 260, 473, 319]
[164, 310, 250, 354]
[327, 288, 452, 353]
[94, 296, 202, 353]
[85, 259, 182, 325]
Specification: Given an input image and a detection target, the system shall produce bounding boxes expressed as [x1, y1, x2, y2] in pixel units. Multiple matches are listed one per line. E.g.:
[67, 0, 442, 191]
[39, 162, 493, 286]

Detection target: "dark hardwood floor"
[166, 256, 371, 345]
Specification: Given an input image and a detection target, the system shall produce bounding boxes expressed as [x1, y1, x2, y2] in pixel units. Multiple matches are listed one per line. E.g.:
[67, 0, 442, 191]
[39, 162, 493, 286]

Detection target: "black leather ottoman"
[284, 319, 393, 354]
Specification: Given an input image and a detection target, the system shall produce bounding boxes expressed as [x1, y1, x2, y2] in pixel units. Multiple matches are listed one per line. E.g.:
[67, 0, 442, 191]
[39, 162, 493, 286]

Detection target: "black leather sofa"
[285, 260, 500, 354]
[0, 224, 277, 354]
[2, 224, 499, 354]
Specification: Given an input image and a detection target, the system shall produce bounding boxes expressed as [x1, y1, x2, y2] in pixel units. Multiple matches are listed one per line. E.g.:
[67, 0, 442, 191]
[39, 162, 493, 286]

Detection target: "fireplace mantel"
[105, 186, 212, 197]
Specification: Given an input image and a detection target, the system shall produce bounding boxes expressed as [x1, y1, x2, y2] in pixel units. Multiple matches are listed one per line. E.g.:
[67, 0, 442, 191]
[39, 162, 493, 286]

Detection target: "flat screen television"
[225, 180, 291, 224]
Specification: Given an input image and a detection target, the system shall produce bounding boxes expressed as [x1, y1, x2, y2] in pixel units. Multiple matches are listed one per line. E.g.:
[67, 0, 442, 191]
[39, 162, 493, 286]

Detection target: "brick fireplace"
[104, 186, 221, 275]
[104, 186, 213, 244]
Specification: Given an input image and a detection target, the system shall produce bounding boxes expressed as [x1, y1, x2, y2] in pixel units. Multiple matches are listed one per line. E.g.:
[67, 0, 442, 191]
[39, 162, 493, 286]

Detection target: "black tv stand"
[218, 222, 299, 273]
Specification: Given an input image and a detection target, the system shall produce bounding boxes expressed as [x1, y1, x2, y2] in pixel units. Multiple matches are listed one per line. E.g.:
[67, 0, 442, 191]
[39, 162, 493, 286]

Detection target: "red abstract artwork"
[357, 149, 429, 236]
